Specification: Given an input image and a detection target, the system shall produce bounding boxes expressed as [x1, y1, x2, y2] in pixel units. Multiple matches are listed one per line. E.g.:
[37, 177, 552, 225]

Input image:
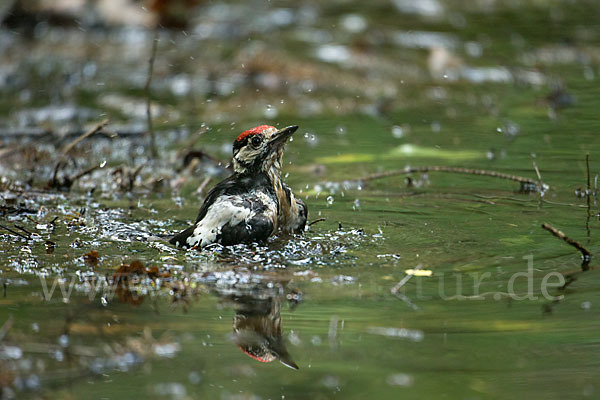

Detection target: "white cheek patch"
[186, 195, 252, 248]
[236, 147, 263, 164]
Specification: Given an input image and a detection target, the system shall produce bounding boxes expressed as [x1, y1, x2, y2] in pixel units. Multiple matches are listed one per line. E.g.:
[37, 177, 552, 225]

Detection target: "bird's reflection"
[214, 278, 300, 370]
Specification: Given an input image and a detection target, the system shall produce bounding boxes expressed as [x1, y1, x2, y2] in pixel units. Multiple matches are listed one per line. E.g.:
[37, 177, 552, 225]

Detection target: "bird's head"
[232, 125, 298, 174]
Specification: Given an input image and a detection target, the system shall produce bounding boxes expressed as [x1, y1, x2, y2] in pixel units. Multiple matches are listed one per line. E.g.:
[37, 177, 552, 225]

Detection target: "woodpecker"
[233, 295, 298, 370]
[170, 125, 307, 249]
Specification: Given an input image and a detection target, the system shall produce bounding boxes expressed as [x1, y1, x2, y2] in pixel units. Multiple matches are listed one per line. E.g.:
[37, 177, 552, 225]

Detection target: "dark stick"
[145, 30, 159, 159]
[308, 217, 327, 226]
[360, 166, 538, 185]
[541, 223, 591, 271]
[13, 224, 32, 238]
[0, 224, 29, 240]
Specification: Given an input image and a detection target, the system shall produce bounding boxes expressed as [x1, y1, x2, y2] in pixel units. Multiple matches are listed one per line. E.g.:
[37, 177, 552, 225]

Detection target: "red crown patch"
[236, 125, 275, 142]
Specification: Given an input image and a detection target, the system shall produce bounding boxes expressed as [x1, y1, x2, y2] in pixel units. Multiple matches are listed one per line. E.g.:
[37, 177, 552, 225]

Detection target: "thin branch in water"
[196, 176, 211, 196]
[0, 316, 13, 342]
[69, 165, 100, 184]
[391, 264, 422, 295]
[541, 223, 591, 271]
[308, 217, 326, 226]
[0, 223, 29, 240]
[145, 30, 159, 159]
[360, 166, 543, 192]
[13, 224, 32, 238]
[532, 159, 544, 199]
[51, 119, 109, 188]
[585, 153, 591, 239]
[58, 119, 110, 161]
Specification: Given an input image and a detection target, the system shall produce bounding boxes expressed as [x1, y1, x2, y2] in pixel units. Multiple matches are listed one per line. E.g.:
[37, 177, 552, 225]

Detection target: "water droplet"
[326, 196, 334, 205]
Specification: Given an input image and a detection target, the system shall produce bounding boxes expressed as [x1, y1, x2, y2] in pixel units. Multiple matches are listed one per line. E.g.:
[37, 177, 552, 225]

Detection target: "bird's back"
[169, 173, 278, 249]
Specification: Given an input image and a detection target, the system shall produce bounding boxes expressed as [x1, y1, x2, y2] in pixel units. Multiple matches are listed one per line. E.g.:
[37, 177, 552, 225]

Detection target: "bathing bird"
[170, 125, 307, 249]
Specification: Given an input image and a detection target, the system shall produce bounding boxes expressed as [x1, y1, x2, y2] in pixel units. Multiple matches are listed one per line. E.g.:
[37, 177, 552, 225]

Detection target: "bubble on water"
[58, 334, 69, 348]
[503, 120, 520, 138]
[465, 41, 483, 57]
[321, 375, 340, 389]
[335, 125, 346, 135]
[496, 127, 503, 133]
[391, 125, 404, 138]
[341, 14, 367, 33]
[188, 371, 202, 385]
[326, 196, 334, 206]
[386, 373, 413, 387]
[581, 301, 591, 310]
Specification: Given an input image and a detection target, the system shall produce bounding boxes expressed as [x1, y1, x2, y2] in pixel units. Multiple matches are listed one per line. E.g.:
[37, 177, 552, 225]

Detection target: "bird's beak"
[268, 125, 298, 151]
[270, 337, 299, 370]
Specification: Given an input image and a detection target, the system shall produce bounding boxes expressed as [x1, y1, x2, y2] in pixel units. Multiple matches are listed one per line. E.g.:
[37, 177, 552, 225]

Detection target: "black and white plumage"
[170, 125, 307, 249]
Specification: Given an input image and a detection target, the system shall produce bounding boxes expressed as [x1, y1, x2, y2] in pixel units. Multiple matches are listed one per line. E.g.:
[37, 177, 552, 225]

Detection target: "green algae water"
[1, 1, 600, 399]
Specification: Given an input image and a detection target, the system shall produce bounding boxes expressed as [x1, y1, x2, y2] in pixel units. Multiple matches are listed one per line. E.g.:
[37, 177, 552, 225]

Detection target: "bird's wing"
[194, 174, 239, 223]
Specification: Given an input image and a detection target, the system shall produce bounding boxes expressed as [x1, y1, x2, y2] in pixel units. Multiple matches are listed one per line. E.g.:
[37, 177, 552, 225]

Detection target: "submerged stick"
[360, 166, 541, 191]
[541, 223, 591, 271]
[145, 30, 159, 159]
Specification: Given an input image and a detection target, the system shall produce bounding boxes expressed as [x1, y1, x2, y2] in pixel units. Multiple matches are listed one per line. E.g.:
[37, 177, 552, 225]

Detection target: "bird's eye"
[251, 136, 262, 147]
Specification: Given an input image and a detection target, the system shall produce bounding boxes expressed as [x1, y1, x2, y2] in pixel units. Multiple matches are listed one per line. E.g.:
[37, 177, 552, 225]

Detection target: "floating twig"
[145, 30, 159, 159]
[541, 223, 591, 271]
[360, 166, 542, 192]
